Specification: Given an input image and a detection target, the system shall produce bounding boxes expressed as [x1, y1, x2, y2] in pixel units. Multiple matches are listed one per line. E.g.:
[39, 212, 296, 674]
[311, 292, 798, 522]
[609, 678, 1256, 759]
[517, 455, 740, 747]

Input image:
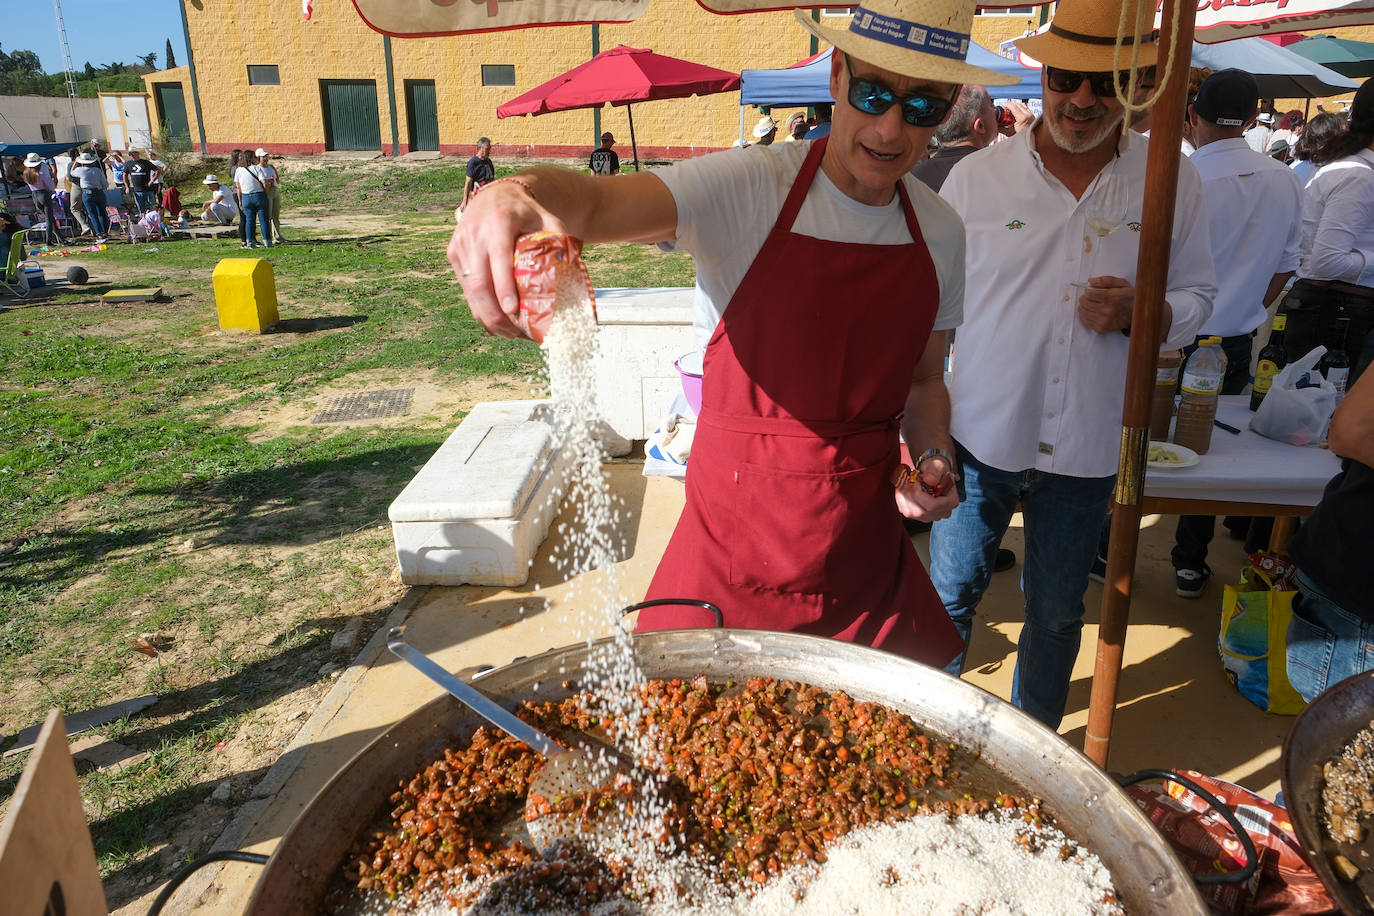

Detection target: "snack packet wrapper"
[512, 231, 597, 344]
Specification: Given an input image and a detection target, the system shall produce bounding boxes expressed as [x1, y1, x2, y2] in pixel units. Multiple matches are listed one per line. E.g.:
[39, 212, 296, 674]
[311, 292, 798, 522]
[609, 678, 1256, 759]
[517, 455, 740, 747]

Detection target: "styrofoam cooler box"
[389, 400, 572, 586]
[593, 287, 696, 453]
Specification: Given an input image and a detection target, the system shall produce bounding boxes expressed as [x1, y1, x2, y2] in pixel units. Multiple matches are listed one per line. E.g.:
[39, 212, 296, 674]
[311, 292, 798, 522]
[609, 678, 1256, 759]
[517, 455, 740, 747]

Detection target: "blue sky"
[20, 0, 189, 75]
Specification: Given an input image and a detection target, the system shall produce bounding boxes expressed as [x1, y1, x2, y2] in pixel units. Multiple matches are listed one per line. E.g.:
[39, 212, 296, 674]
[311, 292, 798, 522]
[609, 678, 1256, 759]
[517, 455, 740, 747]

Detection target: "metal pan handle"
[1116, 768, 1260, 886]
[619, 598, 724, 628]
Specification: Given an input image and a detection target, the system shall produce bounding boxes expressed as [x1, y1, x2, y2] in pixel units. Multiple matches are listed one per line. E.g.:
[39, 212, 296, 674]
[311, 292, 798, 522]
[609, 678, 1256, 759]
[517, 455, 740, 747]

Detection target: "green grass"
[0, 176, 694, 902]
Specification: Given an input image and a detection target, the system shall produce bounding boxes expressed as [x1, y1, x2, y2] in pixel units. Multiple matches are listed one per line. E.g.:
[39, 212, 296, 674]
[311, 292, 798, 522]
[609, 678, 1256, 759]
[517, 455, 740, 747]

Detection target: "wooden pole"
[1083, 0, 1198, 768]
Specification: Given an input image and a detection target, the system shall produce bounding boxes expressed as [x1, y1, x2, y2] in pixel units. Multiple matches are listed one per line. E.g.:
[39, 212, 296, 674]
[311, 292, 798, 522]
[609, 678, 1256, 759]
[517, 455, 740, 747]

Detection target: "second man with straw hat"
[449, 0, 1016, 667]
[929, 0, 1217, 729]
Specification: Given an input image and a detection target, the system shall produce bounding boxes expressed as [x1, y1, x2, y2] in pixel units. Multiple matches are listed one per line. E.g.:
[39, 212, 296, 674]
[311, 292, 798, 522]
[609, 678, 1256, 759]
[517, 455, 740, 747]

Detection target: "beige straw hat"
[796, 0, 1017, 87]
[1015, 0, 1159, 71]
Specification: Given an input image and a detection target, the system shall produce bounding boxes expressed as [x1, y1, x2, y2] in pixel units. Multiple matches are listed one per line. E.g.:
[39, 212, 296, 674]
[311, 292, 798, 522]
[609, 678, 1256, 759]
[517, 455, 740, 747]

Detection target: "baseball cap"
[600, 132, 614, 142]
[1192, 69, 1258, 127]
[255, 147, 269, 157]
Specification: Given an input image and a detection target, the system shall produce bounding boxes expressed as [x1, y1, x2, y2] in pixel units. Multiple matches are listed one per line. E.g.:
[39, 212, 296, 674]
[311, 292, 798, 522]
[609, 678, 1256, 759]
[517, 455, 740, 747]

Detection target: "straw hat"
[23, 153, 43, 167]
[796, 0, 1016, 87]
[75, 151, 97, 164]
[753, 115, 778, 138]
[1015, 0, 1159, 71]
[203, 174, 221, 185]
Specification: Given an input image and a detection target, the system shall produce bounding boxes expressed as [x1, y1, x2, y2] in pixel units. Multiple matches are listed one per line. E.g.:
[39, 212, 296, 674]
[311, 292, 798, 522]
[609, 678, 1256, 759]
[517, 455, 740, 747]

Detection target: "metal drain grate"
[311, 388, 414, 424]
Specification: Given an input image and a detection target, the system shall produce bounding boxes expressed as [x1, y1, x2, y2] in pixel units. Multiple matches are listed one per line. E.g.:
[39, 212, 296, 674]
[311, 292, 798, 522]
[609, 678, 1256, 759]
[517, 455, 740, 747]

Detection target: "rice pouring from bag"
[512, 232, 597, 343]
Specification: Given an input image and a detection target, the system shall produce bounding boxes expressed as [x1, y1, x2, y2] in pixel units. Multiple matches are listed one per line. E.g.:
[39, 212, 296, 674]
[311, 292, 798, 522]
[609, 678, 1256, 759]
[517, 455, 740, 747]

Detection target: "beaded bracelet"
[476, 177, 536, 202]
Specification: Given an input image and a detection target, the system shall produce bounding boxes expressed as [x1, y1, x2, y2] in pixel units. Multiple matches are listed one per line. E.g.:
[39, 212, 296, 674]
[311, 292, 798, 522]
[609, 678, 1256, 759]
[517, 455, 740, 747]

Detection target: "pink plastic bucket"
[675, 351, 704, 414]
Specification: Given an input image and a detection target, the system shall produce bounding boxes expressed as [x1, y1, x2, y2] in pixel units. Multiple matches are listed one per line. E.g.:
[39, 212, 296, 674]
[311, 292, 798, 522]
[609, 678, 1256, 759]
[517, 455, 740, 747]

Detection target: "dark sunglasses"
[1045, 66, 1132, 98]
[844, 58, 956, 128]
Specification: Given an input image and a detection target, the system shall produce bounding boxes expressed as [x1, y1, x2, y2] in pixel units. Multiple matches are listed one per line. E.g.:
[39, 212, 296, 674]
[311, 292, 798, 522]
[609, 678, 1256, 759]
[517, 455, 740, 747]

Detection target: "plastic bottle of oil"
[1173, 337, 1226, 455]
[1150, 350, 1182, 441]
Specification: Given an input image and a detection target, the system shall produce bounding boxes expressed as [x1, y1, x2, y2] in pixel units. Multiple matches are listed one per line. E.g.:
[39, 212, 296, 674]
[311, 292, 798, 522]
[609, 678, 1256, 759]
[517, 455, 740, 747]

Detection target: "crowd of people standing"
[1, 140, 286, 248]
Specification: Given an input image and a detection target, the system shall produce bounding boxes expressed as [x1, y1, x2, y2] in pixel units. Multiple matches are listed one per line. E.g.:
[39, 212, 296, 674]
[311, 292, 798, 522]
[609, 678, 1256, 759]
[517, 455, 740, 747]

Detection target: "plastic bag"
[644, 392, 694, 480]
[1219, 553, 1305, 715]
[1120, 771, 1335, 914]
[1249, 346, 1337, 446]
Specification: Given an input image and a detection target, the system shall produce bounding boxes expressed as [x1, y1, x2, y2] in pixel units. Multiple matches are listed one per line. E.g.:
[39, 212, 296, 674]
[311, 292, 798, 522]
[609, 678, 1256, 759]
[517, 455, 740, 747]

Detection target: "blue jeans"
[1285, 570, 1374, 703]
[241, 191, 270, 247]
[930, 443, 1115, 729]
[133, 189, 157, 214]
[82, 189, 108, 237]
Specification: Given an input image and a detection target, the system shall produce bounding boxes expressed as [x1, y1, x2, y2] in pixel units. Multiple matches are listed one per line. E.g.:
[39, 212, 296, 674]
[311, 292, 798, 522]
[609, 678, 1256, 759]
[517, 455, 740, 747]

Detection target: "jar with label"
[1150, 350, 1181, 441]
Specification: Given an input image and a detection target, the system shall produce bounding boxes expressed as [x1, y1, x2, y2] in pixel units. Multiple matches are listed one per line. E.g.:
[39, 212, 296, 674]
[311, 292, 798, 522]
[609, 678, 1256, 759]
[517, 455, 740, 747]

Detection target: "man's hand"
[446, 180, 566, 339]
[1076, 276, 1134, 334]
[1006, 100, 1036, 134]
[894, 456, 960, 523]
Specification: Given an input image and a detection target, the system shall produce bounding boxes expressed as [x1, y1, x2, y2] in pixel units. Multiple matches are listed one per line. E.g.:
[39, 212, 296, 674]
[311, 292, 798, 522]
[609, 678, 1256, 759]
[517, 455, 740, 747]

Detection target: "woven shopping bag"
[1218, 554, 1306, 716]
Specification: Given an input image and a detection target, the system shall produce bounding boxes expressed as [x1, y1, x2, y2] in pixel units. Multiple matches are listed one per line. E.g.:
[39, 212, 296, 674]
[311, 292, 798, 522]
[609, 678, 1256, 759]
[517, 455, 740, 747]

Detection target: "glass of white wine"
[1071, 173, 1130, 290]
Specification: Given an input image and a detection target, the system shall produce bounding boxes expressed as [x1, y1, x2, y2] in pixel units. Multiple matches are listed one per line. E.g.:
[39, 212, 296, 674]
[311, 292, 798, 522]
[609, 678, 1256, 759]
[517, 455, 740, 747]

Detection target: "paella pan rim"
[1281, 669, 1374, 916]
[248, 627, 1206, 914]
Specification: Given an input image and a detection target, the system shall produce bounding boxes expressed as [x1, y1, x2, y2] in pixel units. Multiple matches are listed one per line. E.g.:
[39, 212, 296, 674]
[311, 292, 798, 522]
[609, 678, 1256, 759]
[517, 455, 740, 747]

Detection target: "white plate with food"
[1147, 442, 1200, 470]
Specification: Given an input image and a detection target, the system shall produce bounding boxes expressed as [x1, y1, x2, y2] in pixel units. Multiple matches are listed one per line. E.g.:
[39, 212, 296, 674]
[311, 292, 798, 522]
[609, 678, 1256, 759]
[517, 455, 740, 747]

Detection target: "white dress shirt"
[1189, 137, 1303, 336]
[1299, 147, 1374, 288]
[941, 126, 1216, 478]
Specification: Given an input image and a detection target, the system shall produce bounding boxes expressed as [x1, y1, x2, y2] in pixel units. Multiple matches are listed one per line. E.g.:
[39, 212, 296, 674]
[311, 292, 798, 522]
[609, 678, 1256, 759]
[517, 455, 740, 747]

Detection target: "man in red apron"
[448, 0, 1016, 669]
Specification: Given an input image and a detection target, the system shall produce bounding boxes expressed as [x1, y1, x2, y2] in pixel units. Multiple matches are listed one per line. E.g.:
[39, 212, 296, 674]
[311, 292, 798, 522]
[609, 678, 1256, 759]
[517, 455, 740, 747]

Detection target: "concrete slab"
[180, 463, 1294, 913]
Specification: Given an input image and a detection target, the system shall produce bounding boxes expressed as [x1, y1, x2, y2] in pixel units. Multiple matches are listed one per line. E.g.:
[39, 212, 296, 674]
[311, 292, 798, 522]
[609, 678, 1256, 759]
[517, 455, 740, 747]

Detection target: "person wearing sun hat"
[752, 114, 779, 146]
[21, 152, 59, 244]
[199, 174, 236, 225]
[68, 149, 110, 240]
[929, 0, 1217, 729]
[450, 0, 1016, 668]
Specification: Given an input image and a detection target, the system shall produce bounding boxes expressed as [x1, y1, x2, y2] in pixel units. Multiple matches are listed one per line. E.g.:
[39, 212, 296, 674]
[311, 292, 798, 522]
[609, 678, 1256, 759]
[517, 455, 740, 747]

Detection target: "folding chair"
[1, 230, 34, 298]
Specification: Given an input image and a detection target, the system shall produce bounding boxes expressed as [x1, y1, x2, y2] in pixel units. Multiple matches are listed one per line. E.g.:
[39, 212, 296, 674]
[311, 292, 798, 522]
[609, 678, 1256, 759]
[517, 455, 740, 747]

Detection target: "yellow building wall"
[143, 2, 1367, 160]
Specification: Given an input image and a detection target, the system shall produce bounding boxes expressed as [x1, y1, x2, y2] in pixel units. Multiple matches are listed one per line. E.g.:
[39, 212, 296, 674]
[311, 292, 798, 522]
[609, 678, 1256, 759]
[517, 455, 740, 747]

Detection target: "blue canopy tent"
[739, 44, 1042, 109]
[0, 141, 86, 159]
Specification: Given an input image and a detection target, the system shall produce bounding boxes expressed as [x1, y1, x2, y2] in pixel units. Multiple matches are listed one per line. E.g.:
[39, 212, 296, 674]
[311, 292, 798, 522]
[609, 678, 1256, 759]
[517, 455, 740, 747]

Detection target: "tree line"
[0, 41, 179, 98]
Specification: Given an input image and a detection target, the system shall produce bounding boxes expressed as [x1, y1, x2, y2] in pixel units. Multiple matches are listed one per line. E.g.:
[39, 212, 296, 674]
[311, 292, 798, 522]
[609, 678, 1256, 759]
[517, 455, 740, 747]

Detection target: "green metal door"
[405, 80, 439, 151]
[321, 80, 382, 151]
[153, 82, 190, 149]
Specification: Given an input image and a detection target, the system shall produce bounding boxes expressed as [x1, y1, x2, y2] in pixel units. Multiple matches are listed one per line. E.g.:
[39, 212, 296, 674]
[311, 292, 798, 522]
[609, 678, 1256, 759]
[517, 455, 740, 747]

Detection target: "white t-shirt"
[234, 165, 268, 194]
[211, 183, 236, 210]
[655, 142, 965, 351]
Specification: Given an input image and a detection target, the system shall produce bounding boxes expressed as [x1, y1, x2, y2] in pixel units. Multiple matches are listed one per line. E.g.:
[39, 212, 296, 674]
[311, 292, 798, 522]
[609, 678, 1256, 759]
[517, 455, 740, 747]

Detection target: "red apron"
[639, 139, 963, 668]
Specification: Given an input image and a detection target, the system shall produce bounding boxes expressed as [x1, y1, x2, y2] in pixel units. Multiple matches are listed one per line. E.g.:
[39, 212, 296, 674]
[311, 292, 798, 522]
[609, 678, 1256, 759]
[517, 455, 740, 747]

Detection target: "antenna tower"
[53, 0, 82, 142]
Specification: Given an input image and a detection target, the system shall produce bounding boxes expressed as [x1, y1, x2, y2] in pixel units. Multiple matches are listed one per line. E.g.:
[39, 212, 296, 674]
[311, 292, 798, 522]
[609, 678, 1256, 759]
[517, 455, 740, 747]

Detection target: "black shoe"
[1175, 565, 1212, 599]
[902, 518, 932, 536]
[1088, 553, 1107, 584]
[994, 548, 1016, 573]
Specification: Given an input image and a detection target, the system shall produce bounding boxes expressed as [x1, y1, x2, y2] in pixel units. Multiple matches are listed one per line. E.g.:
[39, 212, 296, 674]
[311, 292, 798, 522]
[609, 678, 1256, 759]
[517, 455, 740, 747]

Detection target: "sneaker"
[240, 243, 250, 249]
[1175, 565, 1211, 599]
[994, 548, 1016, 573]
[1088, 553, 1107, 584]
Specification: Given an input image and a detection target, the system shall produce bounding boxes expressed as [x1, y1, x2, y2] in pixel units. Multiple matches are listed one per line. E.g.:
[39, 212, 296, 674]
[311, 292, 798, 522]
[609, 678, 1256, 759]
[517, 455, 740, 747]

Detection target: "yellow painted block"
[212, 258, 278, 333]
